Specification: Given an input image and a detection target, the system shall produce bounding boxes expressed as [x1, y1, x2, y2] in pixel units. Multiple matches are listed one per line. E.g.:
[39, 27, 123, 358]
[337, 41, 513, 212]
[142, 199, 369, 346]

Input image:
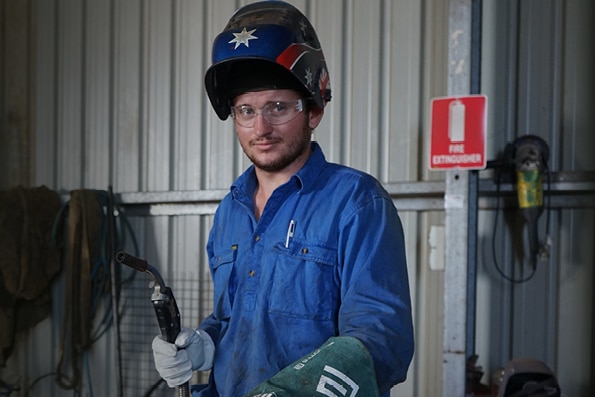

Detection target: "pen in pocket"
[285, 219, 295, 248]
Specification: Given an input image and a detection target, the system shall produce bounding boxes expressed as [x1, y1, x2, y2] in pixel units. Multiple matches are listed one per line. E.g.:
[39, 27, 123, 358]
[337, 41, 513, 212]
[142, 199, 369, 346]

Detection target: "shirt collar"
[294, 141, 326, 193]
[230, 141, 327, 198]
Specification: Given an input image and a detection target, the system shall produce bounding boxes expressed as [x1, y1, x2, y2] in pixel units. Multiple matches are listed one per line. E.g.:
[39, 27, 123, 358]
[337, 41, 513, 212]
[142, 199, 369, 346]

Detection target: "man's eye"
[269, 102, 289, 113]
[238, 106, 255, 116]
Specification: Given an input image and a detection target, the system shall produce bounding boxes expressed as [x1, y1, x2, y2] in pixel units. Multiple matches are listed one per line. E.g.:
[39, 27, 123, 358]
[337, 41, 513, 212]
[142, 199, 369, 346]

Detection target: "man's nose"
[253, 113, 273, 135]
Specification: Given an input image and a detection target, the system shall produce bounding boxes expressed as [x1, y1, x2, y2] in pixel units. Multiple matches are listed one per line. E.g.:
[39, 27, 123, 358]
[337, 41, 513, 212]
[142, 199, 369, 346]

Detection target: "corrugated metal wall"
[1, 0, 593, 396]
[478, 3, 594, 397]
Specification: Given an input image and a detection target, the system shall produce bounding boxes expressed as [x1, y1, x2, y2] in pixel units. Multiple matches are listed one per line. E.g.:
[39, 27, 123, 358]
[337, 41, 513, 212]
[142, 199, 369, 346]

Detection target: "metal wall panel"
[477, 2, 595, 397]
[2, 1, 425, 396]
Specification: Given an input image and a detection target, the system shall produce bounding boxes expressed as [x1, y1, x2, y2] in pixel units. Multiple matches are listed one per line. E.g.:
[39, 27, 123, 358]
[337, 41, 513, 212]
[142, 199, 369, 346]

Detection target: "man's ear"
[308, 106, 324, 129]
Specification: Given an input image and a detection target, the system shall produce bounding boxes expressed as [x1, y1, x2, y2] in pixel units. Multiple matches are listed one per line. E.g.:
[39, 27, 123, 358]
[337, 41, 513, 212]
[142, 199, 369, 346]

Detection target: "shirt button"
[255, 235, 261, 242]
[249, 270, 256, 277]
[301, 247, 309, 254]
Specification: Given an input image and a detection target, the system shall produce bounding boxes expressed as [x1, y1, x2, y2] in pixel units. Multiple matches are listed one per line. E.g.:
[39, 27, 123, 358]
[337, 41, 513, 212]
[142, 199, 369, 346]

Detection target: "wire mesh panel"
[119, 271, 213, 396]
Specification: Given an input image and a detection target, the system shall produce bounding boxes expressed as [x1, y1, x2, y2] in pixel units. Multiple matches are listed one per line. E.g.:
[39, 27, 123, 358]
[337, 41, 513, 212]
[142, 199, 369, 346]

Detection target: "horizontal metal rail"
[84, 171, 595, 216]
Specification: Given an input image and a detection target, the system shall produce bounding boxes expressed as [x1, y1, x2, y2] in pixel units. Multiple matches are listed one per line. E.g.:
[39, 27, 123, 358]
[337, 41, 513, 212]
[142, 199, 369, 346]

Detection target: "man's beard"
[242, 123, 312, 173]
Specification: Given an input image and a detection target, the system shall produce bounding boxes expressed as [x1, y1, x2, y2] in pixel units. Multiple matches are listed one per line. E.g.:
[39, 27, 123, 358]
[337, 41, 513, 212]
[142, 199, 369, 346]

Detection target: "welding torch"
[115, 251, 190, 397]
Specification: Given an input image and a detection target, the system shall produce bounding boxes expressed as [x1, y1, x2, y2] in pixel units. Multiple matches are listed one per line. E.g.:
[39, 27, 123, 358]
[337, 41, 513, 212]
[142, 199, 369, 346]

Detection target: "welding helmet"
[495, 358, 561, 397]
[205, 0, 332, 120]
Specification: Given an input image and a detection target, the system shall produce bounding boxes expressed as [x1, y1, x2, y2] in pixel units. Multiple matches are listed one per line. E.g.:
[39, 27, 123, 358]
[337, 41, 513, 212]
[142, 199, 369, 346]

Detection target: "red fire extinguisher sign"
[429, 95, 487, 170]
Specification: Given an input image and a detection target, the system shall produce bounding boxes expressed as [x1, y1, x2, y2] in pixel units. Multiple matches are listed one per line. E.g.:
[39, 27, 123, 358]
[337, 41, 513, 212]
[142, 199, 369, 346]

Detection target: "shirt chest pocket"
[210, 248, 237, 321]
[269, 242, 339, 321]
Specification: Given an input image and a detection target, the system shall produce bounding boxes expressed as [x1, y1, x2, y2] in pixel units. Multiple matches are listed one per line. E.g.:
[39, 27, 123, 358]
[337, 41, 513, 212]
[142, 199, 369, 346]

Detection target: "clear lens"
[231, 99, 304, 127]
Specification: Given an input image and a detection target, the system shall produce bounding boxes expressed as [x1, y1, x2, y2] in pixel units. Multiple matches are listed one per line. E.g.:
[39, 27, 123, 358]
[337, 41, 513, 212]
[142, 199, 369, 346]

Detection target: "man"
[152, 2, 414, 396]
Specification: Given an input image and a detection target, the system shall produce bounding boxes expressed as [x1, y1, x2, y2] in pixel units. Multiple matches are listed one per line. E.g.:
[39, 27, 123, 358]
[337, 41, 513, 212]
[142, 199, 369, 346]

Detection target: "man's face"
[232, 89, 323, 174]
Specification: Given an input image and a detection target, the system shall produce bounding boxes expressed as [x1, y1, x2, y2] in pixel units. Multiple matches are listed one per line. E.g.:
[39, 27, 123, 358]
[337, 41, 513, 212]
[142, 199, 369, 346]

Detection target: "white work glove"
[152, 327, 215, 387]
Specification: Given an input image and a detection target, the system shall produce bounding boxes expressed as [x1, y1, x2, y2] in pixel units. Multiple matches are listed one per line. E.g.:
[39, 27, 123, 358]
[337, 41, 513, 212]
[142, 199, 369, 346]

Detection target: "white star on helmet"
[229, 27, 258, 49]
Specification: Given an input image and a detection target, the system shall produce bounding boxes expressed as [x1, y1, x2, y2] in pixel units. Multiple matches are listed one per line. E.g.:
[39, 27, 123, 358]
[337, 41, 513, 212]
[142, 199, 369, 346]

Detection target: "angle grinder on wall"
[505, 135, 550, 268]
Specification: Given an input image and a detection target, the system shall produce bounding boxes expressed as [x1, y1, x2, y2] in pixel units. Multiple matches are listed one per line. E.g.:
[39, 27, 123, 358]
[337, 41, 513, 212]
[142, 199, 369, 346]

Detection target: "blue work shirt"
[197, 142, 414, 397]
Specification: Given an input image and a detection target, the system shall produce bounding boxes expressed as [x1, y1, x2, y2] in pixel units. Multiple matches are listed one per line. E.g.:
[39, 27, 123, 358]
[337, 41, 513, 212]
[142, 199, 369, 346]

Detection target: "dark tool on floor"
[115, 251, 190, 397]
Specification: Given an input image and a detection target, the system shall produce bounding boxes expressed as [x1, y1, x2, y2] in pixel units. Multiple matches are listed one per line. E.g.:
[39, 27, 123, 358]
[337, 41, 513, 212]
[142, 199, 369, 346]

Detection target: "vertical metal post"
[443, 171, 469, 397]
[442, 0, 473, 396]
[108, 186, 123, 397]
[466, 170, 479, 357]
[467, 0, 483, 361]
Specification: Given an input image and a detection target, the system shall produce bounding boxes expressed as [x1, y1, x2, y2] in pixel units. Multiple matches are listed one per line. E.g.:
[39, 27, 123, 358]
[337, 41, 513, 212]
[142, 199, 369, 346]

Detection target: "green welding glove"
[242, 336, 380, 397]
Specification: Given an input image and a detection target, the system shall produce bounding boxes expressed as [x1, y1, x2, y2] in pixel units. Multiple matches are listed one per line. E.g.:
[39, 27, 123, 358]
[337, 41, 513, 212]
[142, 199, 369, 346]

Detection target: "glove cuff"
[192, 330, 215, 371]
[241, 336, 380, 397]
